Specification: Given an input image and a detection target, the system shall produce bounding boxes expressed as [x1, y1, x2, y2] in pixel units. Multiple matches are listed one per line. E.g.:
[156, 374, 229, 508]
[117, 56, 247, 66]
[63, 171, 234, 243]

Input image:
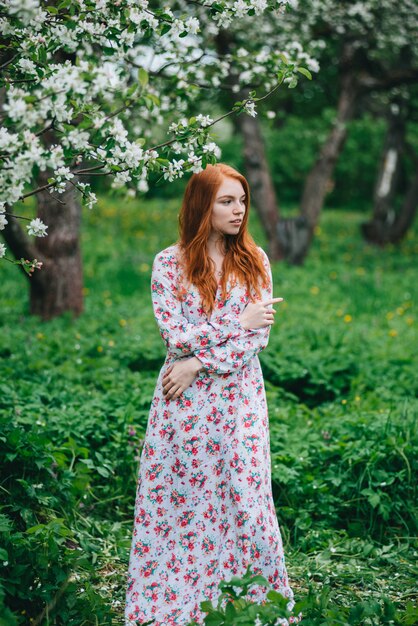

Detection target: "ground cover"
[0, 195, 417, 625]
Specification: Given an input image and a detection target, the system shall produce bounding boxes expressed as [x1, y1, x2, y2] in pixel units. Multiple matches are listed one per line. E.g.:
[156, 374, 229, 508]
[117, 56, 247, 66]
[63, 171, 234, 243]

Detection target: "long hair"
[177, 163, 270, 315]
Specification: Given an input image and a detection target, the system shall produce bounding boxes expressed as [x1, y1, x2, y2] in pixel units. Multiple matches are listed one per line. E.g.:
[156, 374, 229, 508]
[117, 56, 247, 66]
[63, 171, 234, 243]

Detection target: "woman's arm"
[151, 249, 246, 357]
[193, 248, 275, 375]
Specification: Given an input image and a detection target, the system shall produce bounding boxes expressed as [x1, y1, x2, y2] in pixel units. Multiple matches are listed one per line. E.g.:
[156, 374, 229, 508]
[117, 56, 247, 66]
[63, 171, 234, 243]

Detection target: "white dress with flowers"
[125, 243, 296, 626]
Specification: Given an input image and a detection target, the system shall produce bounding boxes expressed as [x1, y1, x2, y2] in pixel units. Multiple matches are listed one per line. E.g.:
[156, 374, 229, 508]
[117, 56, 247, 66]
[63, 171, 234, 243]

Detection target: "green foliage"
[0, 196, 417, 624]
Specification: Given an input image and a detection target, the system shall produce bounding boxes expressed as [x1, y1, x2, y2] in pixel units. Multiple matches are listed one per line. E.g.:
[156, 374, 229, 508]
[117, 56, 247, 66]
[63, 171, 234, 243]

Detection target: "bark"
[288, 73, 359, 263]
[2, 171, 84, 321]
[234, 111, 283, 259]
[29, 170, 84, 320]
[362, 108, 418, 245]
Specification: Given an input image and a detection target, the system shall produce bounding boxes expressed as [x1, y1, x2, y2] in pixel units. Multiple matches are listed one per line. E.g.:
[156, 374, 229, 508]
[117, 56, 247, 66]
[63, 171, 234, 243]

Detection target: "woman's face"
[210, 176, 246, 238]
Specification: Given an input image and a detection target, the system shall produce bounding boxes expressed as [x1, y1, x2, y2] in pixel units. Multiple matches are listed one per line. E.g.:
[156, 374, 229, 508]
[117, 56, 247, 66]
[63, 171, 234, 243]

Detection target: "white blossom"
[0, 243, 6, 258]
[27, 217, 48, 237]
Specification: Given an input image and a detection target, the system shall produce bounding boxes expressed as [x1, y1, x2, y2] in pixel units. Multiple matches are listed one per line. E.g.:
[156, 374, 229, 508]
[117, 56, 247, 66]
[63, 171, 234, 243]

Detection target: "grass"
[0, 193, 417, 625]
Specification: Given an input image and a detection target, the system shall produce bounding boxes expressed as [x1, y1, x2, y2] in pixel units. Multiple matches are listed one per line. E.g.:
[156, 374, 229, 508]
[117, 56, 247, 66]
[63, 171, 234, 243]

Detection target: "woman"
[125, 163, 297, 626]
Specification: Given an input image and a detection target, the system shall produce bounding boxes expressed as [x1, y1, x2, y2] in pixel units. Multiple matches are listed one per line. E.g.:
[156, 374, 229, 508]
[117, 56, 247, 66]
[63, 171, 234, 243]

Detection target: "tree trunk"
[361, 107, 417, 244]
[287, 73, 359, 263]
[30, 172, 83, 320]
[2, 171, 84, 321]
[234, 111, 283, 259]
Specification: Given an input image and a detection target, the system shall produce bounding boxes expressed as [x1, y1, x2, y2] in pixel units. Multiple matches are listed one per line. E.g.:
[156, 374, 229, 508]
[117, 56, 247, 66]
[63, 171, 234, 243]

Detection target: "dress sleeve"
[151, 249, 246, 357]
[193, 247, 273, 375]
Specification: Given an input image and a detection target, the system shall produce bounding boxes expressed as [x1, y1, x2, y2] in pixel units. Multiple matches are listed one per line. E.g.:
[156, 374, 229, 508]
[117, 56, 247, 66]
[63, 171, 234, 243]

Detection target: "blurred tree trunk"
[2, 155, 84, 321]
[362, 106, 418, 244]
[234, 111, 283, 259]
[29, 169, 84, 320]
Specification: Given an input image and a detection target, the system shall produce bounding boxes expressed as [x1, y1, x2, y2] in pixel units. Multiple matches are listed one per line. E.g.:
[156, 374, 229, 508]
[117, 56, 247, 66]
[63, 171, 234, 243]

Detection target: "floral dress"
[125, 243, 296, 626]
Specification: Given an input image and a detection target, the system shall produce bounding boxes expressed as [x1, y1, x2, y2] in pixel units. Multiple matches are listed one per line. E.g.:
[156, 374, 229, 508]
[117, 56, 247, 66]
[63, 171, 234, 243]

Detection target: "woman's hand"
[239, 297, 284, 330]
[162, 356, 204, 401]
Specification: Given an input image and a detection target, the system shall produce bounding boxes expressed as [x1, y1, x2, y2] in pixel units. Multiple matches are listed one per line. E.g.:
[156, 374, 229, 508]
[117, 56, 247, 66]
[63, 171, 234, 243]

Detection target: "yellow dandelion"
[355, 396, 361, 402]
[139, 263, 150, 272]
[108, 340, 115, 347]
[389, 329, 398, 337]
[75, 333, 81, 339]
[341, 399, 347, 405]
[119, 319, 127, 327]
[406, 317, 414, 326]
[314, 225, 322, 235]
[386, 312, 394, 320]
[344, 314, 352, 323]
[310, 286, 320, 295]
[329, 271, 337, 280]
[36, 332, 44, 340]
[396, 307, 404, 316]
[97, 345, 103, 352]
[336, 309, 344, 317]
[105, 299, 113, 306]
[355, 267, 365, 276]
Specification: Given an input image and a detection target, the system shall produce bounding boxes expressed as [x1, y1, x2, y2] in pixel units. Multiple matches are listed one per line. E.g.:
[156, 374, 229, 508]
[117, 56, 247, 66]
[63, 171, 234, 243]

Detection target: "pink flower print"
[176, 395, 193, 410]
[135, 507, 152, 527]
[154, 521, 172, 537]
[159, 423, 176, 441]
[152, 281, 165, 296]
[181, 413, 198, 431]
[203, 503, 217, 523]
[251, 455, 261, 467]
[182, 436, 200, 456]
[204, 559, 218, 577]
[221, 382, 238, 402]
[144, 581, 159, 601]
[229, 485, 242, 503]
[202, 535, 215, 554]
[140, 559, 159, 577]
[230, 452, 245, 474]
[184, 569, 200, 586]
[171, 457, 187, 477]
[237, 533, 251, 554]
[133, 539, 151, 557]
[189, 470, 207, 488]
[256, 512, 266, 531]
[206, 438, 221, 455]
[223, 418, 237, 437]
[145, 462, 164, 481]
[235, 510, 250, 527]
[179, 510, 195, 527]
[243, 433, 260, 453]
[223, 552, 238, 570]
[207, 405, 223, 424]
[250, 541, 262, 560]
[166, 552, 182, 573]
[218, 517, 231, 535]
[247, 471, 262, 490]
[170, 489, 186, 507]
[180, 530, 197, 551]
[164, 586, 178, 602]
[213, 458, 224, 476]
[143, 441, 157, 459]
[191, 457, 201, 468]
[215, 480, 227, 500]
[148, 484, 165, 504]
[244, 412, 257, 428]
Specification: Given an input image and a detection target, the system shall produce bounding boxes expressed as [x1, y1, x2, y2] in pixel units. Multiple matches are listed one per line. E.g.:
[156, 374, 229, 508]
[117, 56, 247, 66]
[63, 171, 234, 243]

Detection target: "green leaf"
[297, 66, 313, 80]
[138, 68, 149, 88]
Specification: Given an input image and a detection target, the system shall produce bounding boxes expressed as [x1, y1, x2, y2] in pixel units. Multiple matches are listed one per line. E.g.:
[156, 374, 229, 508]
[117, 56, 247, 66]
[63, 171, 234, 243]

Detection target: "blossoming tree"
[0, 0, 310, 319]
[217, 0, 418, 263]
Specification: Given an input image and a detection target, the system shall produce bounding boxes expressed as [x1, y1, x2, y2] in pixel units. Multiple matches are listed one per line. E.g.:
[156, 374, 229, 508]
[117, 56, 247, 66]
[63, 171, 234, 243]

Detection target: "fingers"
[262, 297, 284, 306]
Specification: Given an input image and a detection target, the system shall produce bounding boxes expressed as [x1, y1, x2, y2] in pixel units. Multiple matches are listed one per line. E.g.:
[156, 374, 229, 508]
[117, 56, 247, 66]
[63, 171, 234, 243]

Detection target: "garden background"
[1, 1, 418, 625]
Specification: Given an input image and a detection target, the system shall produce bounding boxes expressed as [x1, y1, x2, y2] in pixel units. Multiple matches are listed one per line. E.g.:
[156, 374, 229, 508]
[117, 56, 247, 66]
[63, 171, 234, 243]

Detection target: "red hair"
[177, 163, 269, 315]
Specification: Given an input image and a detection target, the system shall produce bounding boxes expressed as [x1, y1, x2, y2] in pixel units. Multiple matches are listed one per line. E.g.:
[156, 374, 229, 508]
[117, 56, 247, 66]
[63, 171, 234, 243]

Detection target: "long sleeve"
[193, 248, 273, 375]
[151, 248, 246, 357]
